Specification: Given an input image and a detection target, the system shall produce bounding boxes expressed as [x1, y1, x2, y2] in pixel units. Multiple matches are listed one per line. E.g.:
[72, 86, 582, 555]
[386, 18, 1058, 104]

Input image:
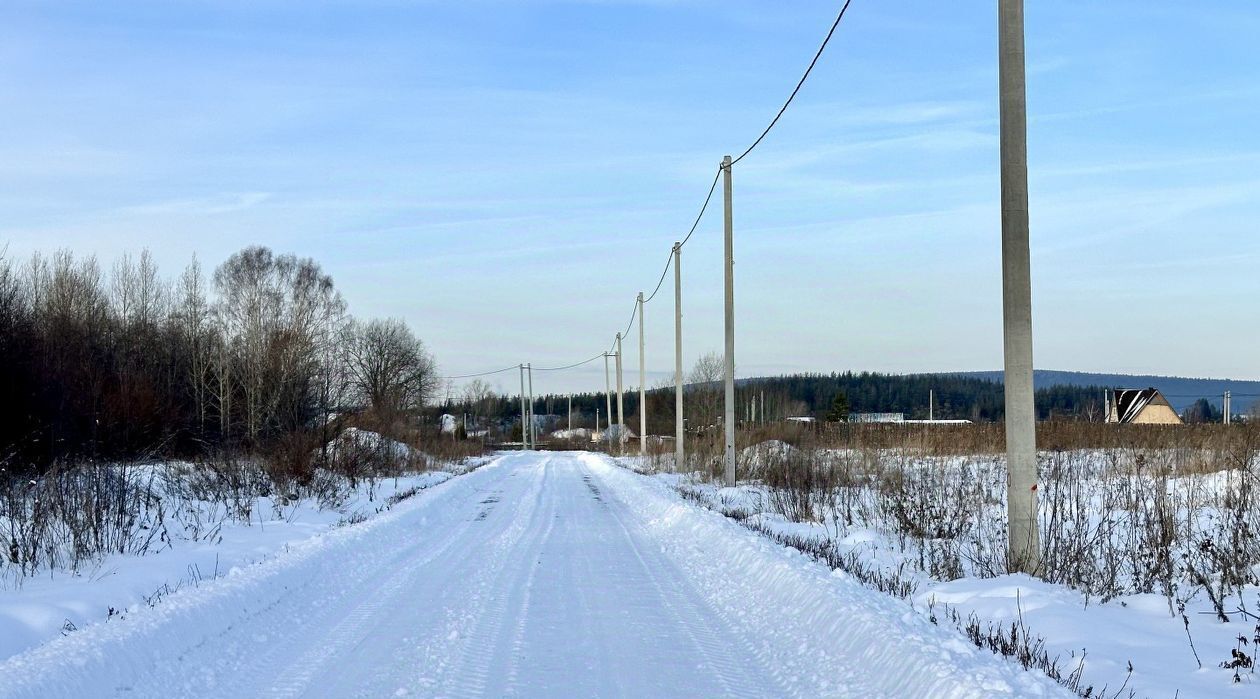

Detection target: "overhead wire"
[445, 2, 855, 381]
[643, 166, 723, 305]
[643, 251, 673, 304]
[1160, 393, 1260, 398]
[679, 167, 723, 248]
[438, 364, 520, 380]
[730, 0, 854, 166]
[533, 351, 608, 372]
[617, 300, 638, 341]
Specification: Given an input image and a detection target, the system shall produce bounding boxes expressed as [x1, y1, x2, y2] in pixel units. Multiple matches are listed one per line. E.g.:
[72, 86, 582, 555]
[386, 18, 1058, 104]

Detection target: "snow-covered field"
[0, 431, 490, 663]
[0, 451, 1070, 698]
[0, 469, 464, 663]
[650, 441, 1260, 698]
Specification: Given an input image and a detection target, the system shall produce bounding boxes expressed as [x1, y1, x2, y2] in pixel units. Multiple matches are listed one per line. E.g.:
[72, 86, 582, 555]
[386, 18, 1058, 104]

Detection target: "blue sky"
[2, 1, 1258, 394]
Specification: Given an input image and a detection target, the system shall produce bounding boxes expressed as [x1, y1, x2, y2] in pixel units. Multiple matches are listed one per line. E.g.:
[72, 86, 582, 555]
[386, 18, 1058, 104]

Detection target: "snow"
[439, 414, 458, 434]
[326, 426, 423, 461]
[0, 464, 455, 663]
[667, 450, 1260, 699]
[741, 438, 797, 474]
[549, 427, 593, 441]
[0, 451, 1068, 698]
[600, 423, 635, 443]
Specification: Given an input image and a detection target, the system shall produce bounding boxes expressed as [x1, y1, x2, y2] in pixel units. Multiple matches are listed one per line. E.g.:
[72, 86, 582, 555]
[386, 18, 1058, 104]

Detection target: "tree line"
[0, 246, 438, 474]
[441, 363, 1109, 438]
[730, 372, 1107, 422]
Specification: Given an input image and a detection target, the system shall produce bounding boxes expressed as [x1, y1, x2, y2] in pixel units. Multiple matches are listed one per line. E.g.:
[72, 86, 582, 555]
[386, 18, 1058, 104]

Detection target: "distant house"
[848, 413, 905, 424]
[1105, 388, 1182, 425]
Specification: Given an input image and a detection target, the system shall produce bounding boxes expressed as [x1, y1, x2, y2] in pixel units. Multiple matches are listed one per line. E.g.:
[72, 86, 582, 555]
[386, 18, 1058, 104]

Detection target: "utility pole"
[638, 292, 647, 456]
[568, 394, 572, 432]
[999, 0, 1040, 575]
[674, 242, 685, 472]
[722, 155, 737, 487]
[930, 389, 935, 421]
[518, 364, 527, 450]
[1224, 391, 1231, 425]
[604, 353, 613, 440]
[615, 333, 625, 453]
[527, 363, 535, 448]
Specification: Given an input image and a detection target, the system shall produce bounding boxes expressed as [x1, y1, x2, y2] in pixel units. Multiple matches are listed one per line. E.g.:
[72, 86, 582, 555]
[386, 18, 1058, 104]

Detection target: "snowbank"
[665, 462, 1259, 698]
[740, 439, 797, 473]
[583, 453, 1067, 697]
[551, 427, 593, 441]
[324, 426, 421, 461]
[0, 449, 468, 662]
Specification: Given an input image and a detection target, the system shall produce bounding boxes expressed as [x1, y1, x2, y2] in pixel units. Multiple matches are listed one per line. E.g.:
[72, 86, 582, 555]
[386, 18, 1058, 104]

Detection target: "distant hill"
[737, 372, 1103, 422]
[495, 370, 1255, 427]
[954, 370, 1259, 414]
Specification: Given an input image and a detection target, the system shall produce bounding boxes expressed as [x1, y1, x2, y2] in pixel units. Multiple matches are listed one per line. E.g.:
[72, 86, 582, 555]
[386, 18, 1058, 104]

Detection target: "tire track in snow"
[260, 530, 460, 699]
[417, 456, 553, 698]
[588, 460, 795, 699]
[591, 458, 879, 697]
[218, 471, 496, 697]
[494, 467, 559, 696]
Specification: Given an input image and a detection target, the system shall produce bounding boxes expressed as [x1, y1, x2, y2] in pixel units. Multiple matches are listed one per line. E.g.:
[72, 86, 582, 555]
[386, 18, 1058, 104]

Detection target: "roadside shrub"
[1, 463, 168, 582]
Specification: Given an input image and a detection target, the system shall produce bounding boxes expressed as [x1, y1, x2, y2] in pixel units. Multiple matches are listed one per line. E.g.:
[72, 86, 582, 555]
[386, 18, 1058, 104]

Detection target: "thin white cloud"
[115, 192, 273, 217]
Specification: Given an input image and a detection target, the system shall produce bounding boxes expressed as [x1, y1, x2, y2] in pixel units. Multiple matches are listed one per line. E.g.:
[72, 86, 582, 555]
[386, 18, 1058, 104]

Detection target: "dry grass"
[679, 421, 1260, 610]
[0, 419, 487, 583]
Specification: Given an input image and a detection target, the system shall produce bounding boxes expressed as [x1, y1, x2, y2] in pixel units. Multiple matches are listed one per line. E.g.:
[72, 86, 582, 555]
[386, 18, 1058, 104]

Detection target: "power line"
[1161, 393, 1260, 399]
[617, 301, 638, 342]
[534, 351, 606, 372]
[645, 166, 722, 304]
[730, 0, 855, 166]
[438, 364, 520, 380]
[445, 4, 855, 380]
[680, 167, 723, 248]
[643, 251, 673, 304]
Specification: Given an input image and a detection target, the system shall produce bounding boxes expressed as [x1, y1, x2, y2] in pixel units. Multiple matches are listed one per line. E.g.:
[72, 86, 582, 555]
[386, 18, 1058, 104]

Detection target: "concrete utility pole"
[674, 242, 685, 472]
[568, 395, 572, 432]
[1224, 391, 1232, 425]
[527, 363, 536, 448]
[722, 154, 737, 487]
[615, 333, 625, 453]
[603, 353, 613, 438]
[638, 292, 647, 456]
[999, 0, 1040, 575]
[518, 365, 527, 450]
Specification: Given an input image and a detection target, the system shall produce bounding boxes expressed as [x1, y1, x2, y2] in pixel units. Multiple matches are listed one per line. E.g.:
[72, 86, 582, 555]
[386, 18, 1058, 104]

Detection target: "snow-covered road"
[0, 452, 1066, 698]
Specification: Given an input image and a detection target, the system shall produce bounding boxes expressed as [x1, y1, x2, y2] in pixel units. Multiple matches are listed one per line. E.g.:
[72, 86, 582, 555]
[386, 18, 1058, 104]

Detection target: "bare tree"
[462, 379, 495, 424]
[687, 351, 725, 429]
[109, 249, 171, 446]
[2, 244, 443, 470]
[344, 318, 438, 421]
[174, 256, 213, 436]
[213, 246, 345, 442]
